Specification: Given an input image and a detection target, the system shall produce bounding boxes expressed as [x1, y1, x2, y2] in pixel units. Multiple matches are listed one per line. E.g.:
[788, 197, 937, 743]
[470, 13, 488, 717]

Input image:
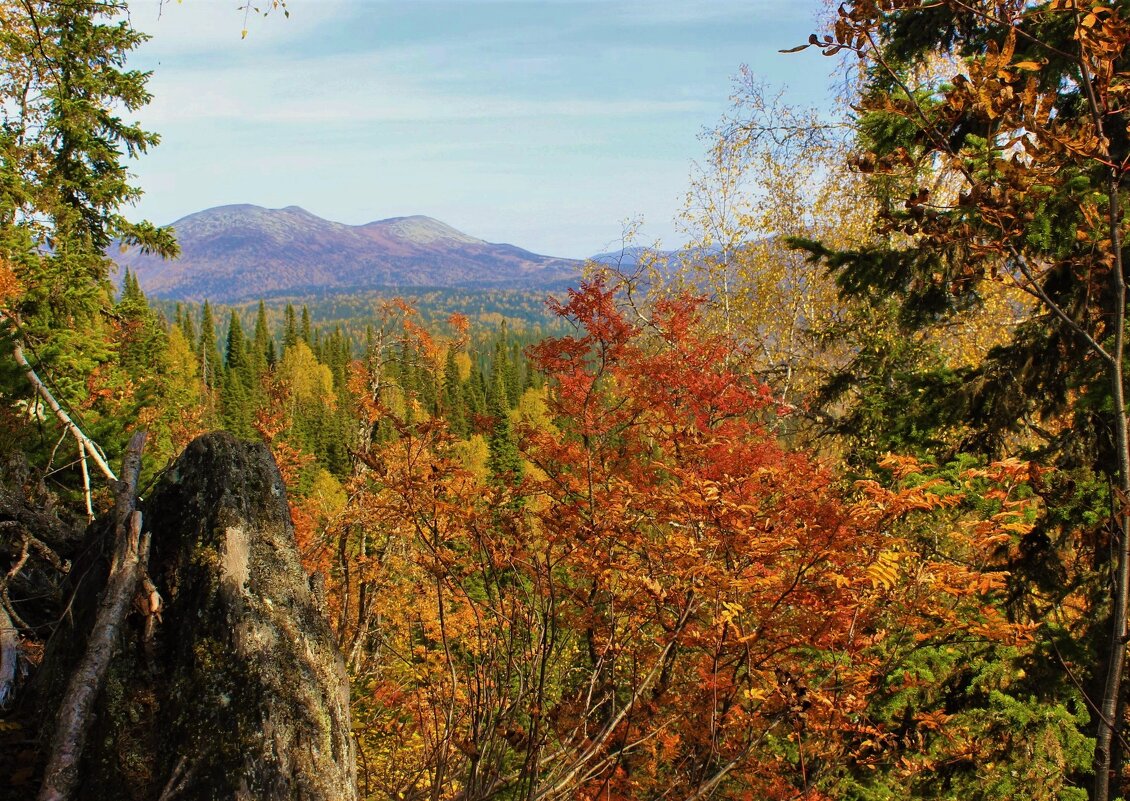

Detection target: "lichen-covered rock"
[78, 432, 357, 801]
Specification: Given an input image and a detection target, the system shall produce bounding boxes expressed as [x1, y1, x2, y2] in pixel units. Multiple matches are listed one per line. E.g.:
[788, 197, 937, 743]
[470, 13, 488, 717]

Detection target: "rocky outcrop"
[42, 432, 357, 801]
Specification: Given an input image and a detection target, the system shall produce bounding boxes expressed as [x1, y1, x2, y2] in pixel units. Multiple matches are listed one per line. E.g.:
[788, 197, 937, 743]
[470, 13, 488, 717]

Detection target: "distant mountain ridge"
[113, 204, 582, 302]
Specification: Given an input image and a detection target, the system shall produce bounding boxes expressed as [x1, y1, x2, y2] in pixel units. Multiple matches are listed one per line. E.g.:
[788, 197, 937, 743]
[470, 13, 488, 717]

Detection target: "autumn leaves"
[312, 278, 1039, 800]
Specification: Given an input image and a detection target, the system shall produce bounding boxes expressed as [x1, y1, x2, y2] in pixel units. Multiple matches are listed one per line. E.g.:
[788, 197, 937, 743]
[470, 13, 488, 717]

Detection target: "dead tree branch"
[37, 430, 147, 801]
[11, 338, 118, 482]
[1, 311, 117, 485]
[0, 603, 17, 708]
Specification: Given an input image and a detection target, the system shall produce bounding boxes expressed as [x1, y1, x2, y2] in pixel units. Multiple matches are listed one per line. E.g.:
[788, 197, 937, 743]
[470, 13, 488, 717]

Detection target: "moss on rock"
[59, 432, 356, 801]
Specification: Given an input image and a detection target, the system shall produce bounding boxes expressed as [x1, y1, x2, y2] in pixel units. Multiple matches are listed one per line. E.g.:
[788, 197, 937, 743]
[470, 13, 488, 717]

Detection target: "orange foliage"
[447, 312, 470, 342]
[0, 259, 21, 307]
[324, 280, 1034, 800]
[252, 384, 326, 574]
[166, 403, 208, 453]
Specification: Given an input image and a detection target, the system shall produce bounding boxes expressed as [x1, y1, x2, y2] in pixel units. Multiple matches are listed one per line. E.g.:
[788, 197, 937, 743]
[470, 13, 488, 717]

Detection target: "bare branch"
[0, 603, 17, 708]
[0, 312, 117, 483]
[37, 430, 147, 801]
[532, 597, 698, 800]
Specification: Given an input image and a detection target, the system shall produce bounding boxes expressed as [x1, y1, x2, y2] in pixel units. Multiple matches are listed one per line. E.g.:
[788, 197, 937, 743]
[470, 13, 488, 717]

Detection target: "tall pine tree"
[197, 301, 223, 391]
[251, 300, 272, 380]
[223, 311, 254, 437]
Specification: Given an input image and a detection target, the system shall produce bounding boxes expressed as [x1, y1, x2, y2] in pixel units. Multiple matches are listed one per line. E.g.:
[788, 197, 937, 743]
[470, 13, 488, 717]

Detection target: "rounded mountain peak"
[365, 215, 485, 246]
[166, 204, 346, 241]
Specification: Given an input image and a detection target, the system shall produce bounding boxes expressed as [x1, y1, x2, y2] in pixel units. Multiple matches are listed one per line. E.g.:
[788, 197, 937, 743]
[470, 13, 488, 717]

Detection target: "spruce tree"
[180, 307, 197, 352]
[283, 303, 298, 352]
[443, 348, 468, 438]
[0, 0, 175, 414]
[486, 368, 522, 482]
[225, 311, 249, 377]
[798, 5, 1130, 797]
[466, 363, 488, 431]
[324, 327, 350, 391]
[416, 352, 438, 417]
[197, 302, 224, 391]
[300, 305, 312, 347]
[223, 311, 254, 438]
[251, 300, 271, 380]
[115, 269, 165, 373]
[505, 339, 522, 407]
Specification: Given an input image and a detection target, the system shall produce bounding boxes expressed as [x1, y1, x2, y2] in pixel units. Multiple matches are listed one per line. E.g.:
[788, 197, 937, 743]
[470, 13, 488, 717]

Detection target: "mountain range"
[112, 205, 584, 303]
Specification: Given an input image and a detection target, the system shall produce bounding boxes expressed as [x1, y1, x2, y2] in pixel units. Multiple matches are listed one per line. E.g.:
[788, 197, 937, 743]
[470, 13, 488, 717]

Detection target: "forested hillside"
[113, 204, 581, 301]
[4, 1, 1130, 801]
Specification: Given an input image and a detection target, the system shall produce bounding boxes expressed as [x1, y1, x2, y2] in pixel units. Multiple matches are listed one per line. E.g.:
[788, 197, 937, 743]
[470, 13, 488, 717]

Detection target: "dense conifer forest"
[7, 1, 1130, 800]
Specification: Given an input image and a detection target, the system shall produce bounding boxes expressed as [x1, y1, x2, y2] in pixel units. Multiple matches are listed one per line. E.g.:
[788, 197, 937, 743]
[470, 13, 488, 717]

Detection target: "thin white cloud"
[137, 37, 713, 128]
[122, 0, 832, 258]
[612, 0, 814, 25]
[144, 87, 712, 125]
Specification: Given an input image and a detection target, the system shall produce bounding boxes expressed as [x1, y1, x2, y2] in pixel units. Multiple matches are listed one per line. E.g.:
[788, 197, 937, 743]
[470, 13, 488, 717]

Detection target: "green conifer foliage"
[416, 353, 438, 417]
[197, 301, 224, 391]
[325, 327, 351, 390]
[278, 340, 336, 458]
[225, 311, 249, 376]
[300, 305, 313, 347]
[0, 0, 175, 419]
[283, 303, 298, 352]
[223, 311, 254, 437]
[115, 269, 166, 374]
[179, 306, 197, 352]
[442, 347, 469, 438]
[505, 340, 522, 407]
[486, 341, 506, 415]
[466, 363, 488, 431]
[486, 367, 523, 482]
[795, 5, 1130, 797]
[251, 300, 272, 380]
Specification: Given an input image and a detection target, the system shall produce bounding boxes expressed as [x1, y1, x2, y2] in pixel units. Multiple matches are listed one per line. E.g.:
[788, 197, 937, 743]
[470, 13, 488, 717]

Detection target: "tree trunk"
[38, 431, 147, 801]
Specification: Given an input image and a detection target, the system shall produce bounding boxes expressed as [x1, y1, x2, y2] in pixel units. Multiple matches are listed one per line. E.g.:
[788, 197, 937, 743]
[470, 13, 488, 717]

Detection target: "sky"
[124, 0, 833, 259]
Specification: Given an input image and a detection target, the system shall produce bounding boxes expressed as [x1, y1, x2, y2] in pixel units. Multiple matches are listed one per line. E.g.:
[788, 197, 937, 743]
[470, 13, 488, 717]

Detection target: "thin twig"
[156, 754, 197, 801]
[77, 440, 92, 522]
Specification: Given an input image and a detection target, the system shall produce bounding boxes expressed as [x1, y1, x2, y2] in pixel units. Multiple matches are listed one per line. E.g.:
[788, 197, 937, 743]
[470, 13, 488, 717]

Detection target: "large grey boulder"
[65, 432, 357, 801]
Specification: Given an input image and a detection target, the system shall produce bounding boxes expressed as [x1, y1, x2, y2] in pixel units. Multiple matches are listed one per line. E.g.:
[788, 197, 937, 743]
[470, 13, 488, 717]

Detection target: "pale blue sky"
[126, 0, 831, 258]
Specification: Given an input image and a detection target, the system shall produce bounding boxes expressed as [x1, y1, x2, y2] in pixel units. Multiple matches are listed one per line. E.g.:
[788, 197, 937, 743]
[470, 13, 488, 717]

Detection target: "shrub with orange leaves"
[330, 280, 1062, 801]
[836, 455, 1090, 800]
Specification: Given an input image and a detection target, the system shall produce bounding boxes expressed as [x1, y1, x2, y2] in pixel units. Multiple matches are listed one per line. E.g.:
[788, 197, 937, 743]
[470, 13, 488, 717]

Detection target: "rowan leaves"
[308, 280, 1046, 800]
[0, 1, 1110, 797]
